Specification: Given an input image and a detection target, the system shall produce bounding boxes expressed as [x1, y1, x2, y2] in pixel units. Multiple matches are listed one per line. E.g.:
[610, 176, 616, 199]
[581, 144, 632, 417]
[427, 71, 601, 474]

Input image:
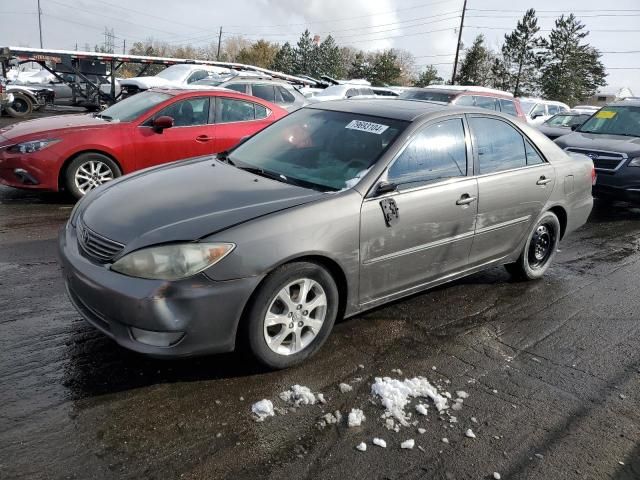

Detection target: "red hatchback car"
[0, 88, 287, 198]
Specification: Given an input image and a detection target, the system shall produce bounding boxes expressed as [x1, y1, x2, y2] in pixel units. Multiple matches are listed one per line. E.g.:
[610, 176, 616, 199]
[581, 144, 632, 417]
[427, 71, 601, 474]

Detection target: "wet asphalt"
[1, 112, 640, 480]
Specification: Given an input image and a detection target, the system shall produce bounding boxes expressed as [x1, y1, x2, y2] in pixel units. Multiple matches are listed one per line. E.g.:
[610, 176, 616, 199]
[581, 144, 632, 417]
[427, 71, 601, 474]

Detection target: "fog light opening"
[130, 327, 185, 347]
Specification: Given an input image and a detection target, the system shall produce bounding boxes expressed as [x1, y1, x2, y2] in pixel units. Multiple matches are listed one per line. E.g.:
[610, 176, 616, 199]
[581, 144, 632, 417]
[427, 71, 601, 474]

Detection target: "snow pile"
[371, 376, 449, 426]
[456, 390, 469, 399]
[280, 385, 319, 406]
[338, 383, 353, 393]
[400, 439, 415, 449]
[321, 411, 342, 425]
[493, 473, 501, 479]
[373, 438, 387, 448]
[251, 399, 275, 421]
[415, 404, 428, 416]
[348, 408, 366, 427]
[356, 442, 367, 452]
[465, 429, 476, 438]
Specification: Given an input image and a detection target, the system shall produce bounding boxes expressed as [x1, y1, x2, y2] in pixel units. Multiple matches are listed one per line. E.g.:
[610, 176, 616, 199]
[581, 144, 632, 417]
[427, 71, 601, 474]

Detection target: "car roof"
[307, 98, 451, 121]
[412, 87, 514, 100]
[610, 99, 640, 107]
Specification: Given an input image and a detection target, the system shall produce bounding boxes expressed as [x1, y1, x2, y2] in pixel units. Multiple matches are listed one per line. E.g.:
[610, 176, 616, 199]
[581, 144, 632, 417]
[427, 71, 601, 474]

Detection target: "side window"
[225, 83, 247, 94]
[500, 99, 518, 116]
[187, 70, 209, 84]
[251, 84, 276, 102]
[474, 96, 498, 111]
[360, 88, 374, 96]
[525, 140, 545, 165]
[346, 88, 358, 98]
[255, 104, 269, 120]
[277, 86, 296, 103]
[152, 97, 210, 127]
[216, 97, 256, 123]
[455, 95, 475, 106]
[548, 104, 560, 115]
[469, 117, 527, 174]
[387, 118, 467, 187]
[531, 103, 546, 118]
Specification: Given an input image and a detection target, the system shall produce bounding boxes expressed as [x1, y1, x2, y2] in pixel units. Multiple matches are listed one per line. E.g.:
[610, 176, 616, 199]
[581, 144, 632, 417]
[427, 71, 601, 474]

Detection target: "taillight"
[591, 166, 597, 185]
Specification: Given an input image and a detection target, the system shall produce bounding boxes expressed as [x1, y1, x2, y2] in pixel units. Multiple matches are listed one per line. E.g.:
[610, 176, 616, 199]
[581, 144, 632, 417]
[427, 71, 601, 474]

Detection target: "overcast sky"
[2, 0, 639, 94]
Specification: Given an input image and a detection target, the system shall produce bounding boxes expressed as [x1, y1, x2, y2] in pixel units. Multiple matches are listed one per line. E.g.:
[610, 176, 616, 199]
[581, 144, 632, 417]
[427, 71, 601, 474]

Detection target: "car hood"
[80, 157, 324, 252]
[0, 113, 114, 142]
[120, 76, 177, 89]
[538, 125, 570, 138]
[555, 131, 640, 155]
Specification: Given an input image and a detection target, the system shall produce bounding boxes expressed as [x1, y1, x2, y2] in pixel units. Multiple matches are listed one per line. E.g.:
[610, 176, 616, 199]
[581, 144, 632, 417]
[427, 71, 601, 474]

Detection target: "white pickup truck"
[119, 64, 232, 97]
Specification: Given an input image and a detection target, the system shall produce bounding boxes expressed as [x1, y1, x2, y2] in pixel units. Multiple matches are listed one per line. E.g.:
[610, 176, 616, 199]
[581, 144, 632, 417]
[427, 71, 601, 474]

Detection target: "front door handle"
[196, 135, 213, 142]
[456, 194, 477, 206]
[537, 176, 552, 186]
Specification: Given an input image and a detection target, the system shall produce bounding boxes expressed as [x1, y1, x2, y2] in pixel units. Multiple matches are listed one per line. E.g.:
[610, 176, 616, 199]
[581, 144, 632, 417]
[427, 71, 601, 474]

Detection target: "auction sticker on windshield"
[595, 110, 617, 119]
[346, 120, 389, 134]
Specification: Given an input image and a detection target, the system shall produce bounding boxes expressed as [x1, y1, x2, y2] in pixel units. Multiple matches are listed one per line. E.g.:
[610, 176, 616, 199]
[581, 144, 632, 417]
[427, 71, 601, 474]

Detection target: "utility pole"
[37, 0, 43, 48]
[451, 0, 467, 84]
[216, 26, 223, 60]
[123, 39, 126, 54]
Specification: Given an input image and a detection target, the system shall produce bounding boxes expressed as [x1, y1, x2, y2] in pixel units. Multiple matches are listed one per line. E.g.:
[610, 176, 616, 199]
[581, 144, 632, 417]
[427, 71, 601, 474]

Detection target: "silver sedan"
[59, 100, 594, 369]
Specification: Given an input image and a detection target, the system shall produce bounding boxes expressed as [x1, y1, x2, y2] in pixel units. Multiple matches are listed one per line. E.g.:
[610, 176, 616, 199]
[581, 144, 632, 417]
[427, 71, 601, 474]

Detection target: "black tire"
[243, 262, 339, 369]
[6, 92, 33, 118]
[505, 211, 561, 281]
[64, 152, 121, 200]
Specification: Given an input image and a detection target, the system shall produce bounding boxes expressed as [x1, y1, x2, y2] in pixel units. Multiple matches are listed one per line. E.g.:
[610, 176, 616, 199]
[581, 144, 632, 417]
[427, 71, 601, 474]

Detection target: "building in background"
[585, 87, 634, 106]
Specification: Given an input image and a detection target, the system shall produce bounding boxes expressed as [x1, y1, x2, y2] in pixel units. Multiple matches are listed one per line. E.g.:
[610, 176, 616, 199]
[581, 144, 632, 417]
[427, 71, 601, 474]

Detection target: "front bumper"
[0, 148, 62, 190]
[58, 222, 260, 357]
[593, 169, 640, 204]
[593, 184, 640, 204]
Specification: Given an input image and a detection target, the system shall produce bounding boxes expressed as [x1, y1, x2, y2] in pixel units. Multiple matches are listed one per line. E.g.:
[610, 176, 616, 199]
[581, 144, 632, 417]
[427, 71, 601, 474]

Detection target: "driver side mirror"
[375, 181, 397, 196]
[570, 124, 580, 131]
[531, 112, 543, 119]
[152, 115, 174, 133]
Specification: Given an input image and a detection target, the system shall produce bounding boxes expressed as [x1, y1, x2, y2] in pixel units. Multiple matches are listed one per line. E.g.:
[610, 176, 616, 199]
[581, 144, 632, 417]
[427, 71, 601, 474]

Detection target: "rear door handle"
[196, 135, 213, 142]
[456, 194, 477, 206]
[537, 176, 553, 186]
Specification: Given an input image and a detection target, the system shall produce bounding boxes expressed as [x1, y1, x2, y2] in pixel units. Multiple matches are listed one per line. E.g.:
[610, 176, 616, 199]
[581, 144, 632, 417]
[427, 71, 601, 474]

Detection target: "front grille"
[565, 148, 627, 172]
[77, 221, 124, 262]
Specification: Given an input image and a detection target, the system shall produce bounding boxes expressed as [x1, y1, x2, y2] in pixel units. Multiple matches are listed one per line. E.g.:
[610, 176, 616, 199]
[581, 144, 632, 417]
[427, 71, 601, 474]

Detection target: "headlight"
[111, 242, 235, 280]
[628, 157, 640, 167]
[8, 138, 60, 154]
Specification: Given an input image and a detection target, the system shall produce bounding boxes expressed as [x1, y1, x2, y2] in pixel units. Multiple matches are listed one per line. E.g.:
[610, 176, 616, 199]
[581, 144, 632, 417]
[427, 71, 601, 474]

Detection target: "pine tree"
[271, 42, 295, 74]
[414, 65, 443, 87]
[370, 50, 401, 85]
[318, 35, 342, 79]
[348, 51, 371, 79]
[294, 30, 315, 75]
[456, 35, 491, 86]
[488, 57, 511, 91]
[539, 14, 607, 105]
[502, 8, 543, 96]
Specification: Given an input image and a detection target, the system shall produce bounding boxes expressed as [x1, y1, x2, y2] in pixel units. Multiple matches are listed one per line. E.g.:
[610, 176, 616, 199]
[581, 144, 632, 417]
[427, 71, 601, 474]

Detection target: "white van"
[519, 98, 570, 125]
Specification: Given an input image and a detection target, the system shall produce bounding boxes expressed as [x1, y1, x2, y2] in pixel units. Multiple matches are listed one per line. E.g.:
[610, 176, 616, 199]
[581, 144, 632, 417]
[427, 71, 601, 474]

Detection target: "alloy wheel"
[74, 160, 115, 195]
[263, 278, 327, 356]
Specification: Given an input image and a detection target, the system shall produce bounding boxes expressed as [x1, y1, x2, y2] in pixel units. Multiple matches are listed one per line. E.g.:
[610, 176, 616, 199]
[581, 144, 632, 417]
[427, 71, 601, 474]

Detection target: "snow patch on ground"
[371, 377, 449, 426]
[338, 383, 353, 393]
[280, 385, 319, 406]
[348, 408, 366, 427]
[373, 438, 387, 448]
[400, 439, 415, 449]
[356, 442, 367, 452]
[251, 399, 275, 421]
[465, 429, 476, 438]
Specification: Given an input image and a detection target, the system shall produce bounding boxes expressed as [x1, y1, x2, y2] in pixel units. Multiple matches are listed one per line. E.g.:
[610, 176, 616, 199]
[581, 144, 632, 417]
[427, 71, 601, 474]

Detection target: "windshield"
[227, 108, 408, 191]
[99, 91, 170, 122]
[399, 90, 455, 103]
[519, 101, 535, 114]
[545, 114, 590, 127]
[578, 106, 640, 137]
[155, 65, 192, 81]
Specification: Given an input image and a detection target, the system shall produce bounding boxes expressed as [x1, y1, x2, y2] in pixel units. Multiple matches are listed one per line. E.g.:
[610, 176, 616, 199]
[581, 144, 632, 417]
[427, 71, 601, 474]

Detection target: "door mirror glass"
[153, 115, 174, 132]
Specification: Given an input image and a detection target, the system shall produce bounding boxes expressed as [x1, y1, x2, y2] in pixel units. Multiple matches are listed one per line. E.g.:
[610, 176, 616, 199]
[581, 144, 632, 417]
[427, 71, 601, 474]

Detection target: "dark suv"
[555, 101, 640, 203]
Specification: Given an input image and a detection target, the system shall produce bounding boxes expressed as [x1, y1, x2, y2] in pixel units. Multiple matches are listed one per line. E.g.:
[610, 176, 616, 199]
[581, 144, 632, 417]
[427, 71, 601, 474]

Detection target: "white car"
[572, 105, 600, 114]
[120, 64, 232, 96]
[306, 84, 376, 103]
[519, 97, 571, 125]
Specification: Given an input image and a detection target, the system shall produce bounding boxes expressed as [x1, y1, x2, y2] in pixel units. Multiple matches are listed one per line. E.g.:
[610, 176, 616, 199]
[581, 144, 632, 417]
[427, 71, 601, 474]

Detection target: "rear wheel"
[244, 262, 339, 369]
[505, 211, 560, 281]
[6, 93, 33, 118]
[65, 153, 121, 199]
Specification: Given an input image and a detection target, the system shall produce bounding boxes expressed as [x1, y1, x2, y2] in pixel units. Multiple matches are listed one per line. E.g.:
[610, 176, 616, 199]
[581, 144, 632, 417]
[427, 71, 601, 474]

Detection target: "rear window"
[251, 84, 275, 103]
[500, 99, 518, 116]
[474, 96, 498, 111]
[399, 90, 456, 103]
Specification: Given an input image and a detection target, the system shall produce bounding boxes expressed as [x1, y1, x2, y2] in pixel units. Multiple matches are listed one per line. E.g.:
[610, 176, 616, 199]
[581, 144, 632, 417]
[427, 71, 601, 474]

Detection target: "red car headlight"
[8, 138, 60, 154]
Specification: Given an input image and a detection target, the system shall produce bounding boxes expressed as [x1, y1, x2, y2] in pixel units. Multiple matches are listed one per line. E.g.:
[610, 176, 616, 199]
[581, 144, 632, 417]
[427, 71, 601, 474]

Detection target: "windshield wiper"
[238, 166, 291, 184]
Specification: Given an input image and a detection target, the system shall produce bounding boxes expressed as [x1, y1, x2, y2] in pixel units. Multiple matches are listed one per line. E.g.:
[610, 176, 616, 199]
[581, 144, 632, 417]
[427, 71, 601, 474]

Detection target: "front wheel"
[6, 92, 33, 118]
[244, 262, 339, 369]
[65, 153, 121, 199]
[505, 211, 561, 281]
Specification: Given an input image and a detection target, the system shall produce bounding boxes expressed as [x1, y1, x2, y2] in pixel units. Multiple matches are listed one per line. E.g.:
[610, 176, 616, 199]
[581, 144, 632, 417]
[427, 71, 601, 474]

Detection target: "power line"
[468, 8, 640, 13]
[466, 25, 640, 33]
